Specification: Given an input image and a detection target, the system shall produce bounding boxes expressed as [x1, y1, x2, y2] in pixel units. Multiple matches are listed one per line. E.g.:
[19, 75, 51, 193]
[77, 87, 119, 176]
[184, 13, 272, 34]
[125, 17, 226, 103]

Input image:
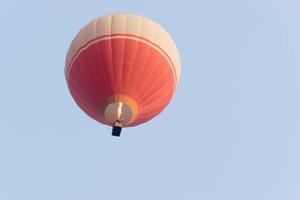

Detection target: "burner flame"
[117, 102, 123, 119]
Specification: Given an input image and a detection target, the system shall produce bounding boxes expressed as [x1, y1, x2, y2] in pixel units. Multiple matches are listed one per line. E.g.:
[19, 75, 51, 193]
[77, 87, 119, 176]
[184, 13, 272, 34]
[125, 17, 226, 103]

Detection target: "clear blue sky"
[0, 0, 300, 199]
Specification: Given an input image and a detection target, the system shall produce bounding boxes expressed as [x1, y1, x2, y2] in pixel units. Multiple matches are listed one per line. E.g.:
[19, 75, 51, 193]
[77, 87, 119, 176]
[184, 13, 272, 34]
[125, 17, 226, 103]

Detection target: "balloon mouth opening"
[103, 95, 137, 126]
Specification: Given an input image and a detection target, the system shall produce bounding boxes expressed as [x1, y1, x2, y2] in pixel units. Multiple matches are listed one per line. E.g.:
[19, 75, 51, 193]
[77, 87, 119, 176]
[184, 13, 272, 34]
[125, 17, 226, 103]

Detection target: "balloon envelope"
[65, 13, 181, 127]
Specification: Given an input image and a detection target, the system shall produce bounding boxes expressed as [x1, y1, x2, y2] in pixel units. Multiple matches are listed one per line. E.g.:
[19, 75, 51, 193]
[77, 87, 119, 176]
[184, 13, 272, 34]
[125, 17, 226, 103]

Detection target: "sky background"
[0, 0, 300, 199]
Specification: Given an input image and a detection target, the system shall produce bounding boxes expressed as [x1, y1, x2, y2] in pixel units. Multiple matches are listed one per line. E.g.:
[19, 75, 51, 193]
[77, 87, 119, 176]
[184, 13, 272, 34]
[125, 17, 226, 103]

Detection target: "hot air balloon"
[65, 13, 181, 136]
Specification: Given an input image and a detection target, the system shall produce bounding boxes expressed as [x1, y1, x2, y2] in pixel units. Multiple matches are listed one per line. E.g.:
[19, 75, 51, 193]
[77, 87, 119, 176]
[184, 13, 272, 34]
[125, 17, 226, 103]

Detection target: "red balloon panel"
[67, 37, 175, 126]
